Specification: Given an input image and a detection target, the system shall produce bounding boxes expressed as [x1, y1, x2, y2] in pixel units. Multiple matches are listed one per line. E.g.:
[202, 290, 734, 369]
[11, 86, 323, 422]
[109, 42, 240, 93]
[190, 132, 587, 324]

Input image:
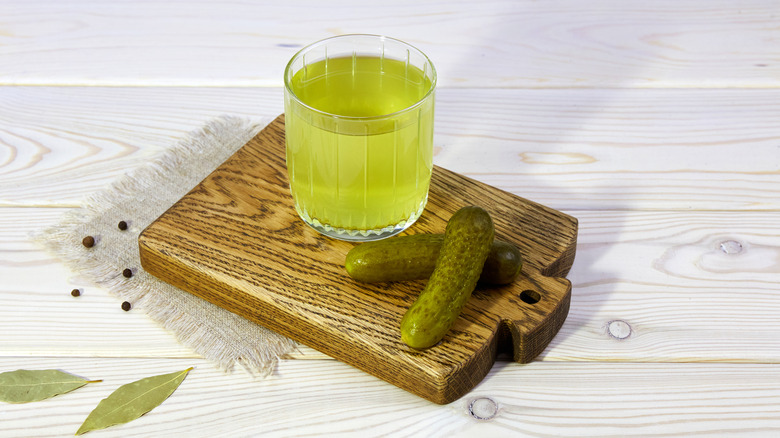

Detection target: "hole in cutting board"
[519, 289, 541, 305]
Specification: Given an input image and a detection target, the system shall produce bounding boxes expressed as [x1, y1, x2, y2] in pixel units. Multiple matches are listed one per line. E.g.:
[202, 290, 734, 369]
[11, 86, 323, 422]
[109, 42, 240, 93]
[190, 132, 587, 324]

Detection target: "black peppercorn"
[82, 236, 95, 248]
[71, 289, 81, 297]
[122, 268, 133, 278]
[118, 220, 128, 231]
[121, 301, 132, 311]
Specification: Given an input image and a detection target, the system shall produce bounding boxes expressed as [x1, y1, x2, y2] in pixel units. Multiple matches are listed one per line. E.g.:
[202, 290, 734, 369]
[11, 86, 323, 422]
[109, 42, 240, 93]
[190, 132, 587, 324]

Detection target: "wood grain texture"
[139, 115, 577, 403]
[0, 210, 198, 358]
[3, 0, 780, 433]
[2, 357, 779, 437]
[5, 208, 780, 362]
[3, 87, 780, 211]
[547, 209, 780, 363]
[2, 1, 778, 88]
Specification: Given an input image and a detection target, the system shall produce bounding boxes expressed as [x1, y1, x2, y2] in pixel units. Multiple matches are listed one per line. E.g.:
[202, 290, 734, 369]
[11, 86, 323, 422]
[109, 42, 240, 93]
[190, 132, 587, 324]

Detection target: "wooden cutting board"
[139, 114, 578, 404]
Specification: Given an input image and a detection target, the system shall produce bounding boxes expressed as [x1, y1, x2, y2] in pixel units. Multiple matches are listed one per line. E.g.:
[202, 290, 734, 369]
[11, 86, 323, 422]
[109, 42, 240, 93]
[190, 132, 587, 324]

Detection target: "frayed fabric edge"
[30, 115, 299, 376]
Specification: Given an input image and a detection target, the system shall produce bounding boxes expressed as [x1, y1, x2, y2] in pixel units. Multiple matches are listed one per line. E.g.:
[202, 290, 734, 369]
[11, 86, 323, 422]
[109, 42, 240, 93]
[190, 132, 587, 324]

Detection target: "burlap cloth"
[31, 116, 299, 375]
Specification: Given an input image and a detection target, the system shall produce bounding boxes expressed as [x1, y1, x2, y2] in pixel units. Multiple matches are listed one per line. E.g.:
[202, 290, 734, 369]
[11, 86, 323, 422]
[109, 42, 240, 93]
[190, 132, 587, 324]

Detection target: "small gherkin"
[345, 234, 522, 285]
[400, 206, 494, 349]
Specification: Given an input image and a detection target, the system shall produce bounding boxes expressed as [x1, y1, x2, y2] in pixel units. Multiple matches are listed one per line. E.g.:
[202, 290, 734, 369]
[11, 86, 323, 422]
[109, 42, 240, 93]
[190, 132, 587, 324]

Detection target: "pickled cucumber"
[345, 235, 522, 285]
[400, 206, 494, 349]
[480, 240, 523, 285]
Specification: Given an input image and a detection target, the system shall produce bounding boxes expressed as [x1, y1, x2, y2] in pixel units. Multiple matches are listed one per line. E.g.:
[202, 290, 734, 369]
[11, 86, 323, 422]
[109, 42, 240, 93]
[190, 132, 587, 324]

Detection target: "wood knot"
[607, 320, 631, 340]
[468, 397, 498, 420]
[719, 240, 743, 255]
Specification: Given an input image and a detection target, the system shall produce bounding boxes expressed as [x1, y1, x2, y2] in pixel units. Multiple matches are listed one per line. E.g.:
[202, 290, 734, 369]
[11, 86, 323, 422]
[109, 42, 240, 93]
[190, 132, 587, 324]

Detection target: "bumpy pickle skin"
[399, 206, 495, 349]
[345, 235, 522, 285]
[479, 240, 523, 285]
[345, 234, 443, 283]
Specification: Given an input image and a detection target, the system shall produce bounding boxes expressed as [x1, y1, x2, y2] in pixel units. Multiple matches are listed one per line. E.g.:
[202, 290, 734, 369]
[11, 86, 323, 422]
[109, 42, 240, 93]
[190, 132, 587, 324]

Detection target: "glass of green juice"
[283, 34, 437, 241]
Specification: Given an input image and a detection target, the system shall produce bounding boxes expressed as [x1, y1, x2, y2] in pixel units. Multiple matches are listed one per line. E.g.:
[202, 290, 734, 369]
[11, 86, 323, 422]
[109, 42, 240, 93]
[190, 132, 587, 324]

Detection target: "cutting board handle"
[498, 272, 571, 363]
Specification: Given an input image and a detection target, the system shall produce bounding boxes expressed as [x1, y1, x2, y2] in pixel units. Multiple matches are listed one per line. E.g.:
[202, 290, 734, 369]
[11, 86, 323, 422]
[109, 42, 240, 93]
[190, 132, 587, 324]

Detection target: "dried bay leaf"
[75, 367, 192, 435]
[0, 369, 101, 404]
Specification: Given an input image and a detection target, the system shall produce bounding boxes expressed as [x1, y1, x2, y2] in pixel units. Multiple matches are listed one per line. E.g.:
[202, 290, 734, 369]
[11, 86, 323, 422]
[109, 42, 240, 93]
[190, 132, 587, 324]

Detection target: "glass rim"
[283, 34, 437, 122]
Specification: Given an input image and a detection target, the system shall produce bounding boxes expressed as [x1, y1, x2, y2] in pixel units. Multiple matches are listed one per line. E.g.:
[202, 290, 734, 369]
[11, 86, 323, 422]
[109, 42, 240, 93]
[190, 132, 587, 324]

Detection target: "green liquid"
[285, 56, 434, 234]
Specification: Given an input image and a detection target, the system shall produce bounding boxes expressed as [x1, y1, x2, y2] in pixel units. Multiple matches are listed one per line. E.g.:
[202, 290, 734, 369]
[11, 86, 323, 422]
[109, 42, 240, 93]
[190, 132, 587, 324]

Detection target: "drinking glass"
[284, 34, 436, 241]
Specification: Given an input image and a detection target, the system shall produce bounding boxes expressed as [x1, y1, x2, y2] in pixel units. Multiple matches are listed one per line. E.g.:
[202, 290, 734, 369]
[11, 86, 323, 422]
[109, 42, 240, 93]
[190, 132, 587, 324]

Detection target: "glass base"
[295, 196, 428, 242]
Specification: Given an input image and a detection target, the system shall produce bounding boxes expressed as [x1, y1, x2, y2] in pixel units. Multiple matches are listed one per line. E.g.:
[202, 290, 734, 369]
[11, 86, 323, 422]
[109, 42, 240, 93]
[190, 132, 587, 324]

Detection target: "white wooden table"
[2, 1, 780, 436]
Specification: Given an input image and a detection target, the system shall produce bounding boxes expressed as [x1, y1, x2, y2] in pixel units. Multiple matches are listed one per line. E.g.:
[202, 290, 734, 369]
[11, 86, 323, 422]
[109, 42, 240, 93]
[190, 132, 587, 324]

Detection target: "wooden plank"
[0, 208, 201, 358]
[0, 86, 283, 206]
[0, 357, 778, 437]
[435, 88, 780, 211]
[546, 209, 780, 363]
[4, 207, 780, 361]
[2, 1, 778, 87]
[2, 87, 779, 210]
